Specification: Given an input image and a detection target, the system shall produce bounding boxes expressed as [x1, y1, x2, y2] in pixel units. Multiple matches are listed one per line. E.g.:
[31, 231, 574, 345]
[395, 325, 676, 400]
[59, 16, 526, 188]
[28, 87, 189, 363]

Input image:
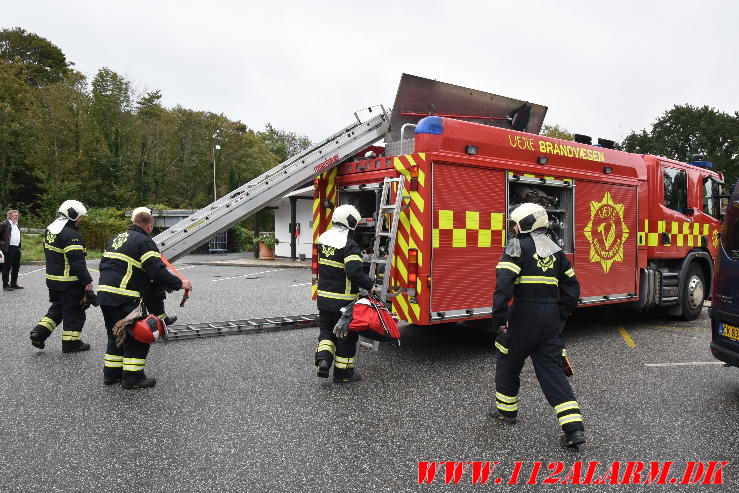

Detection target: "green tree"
[621, 105, 739, 185]
[257, 123, 312, 161]
[0, 27, 70, 86]
[541, 124, 574, 141]
[0, 60, 42, 208]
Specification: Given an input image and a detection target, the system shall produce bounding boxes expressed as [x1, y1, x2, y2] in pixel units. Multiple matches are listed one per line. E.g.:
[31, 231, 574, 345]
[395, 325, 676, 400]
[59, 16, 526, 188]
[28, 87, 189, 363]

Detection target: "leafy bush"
[79, 208, 129, 251]
[232, 225, 255, 252]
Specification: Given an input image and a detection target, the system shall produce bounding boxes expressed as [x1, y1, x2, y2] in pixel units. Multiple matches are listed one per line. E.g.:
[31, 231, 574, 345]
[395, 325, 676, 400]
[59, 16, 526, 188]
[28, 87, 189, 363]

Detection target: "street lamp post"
[212, 130, 221, 202]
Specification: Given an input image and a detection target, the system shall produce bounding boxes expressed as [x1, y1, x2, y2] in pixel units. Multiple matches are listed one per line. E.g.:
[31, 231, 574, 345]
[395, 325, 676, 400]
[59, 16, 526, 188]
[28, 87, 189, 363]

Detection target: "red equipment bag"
[348, 296, 400, 347]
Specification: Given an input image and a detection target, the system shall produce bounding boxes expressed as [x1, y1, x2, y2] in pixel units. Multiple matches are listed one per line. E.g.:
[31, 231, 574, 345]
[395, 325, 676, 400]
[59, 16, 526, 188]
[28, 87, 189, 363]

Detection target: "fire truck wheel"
[680, 263, 705, 321]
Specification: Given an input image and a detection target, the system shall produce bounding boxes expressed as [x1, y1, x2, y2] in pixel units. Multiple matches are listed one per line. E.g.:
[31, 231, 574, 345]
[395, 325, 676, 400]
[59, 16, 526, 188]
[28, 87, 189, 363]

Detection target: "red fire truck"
[311, 78, 724, 325]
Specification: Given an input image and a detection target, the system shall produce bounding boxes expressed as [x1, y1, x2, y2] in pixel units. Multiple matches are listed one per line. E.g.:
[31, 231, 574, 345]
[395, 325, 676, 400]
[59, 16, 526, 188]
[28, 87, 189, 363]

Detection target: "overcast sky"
[4, 0, 738, 144]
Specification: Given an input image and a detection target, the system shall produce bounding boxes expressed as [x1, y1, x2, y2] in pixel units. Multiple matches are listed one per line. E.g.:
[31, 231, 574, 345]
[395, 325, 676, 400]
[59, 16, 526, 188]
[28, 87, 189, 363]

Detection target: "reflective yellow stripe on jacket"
[514, 276, 559, 285]
[44, 243, 80, 282]
[316, 290, 358, 301]
[100, 251, 145, 298]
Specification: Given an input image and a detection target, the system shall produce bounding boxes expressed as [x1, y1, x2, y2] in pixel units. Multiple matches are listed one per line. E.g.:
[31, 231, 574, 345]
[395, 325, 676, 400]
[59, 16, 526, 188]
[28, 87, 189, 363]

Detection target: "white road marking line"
[291, 282, 312, 287]
[211, 269, 284, 282]
[19, 268, 44, 276]
[645, 361, 724, 368]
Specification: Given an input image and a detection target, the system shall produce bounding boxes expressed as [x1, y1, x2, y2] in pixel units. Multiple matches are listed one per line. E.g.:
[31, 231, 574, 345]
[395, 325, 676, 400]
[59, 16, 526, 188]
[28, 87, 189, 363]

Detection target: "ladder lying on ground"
[164, 314, 320, 341]
[154, 107, 390, 262]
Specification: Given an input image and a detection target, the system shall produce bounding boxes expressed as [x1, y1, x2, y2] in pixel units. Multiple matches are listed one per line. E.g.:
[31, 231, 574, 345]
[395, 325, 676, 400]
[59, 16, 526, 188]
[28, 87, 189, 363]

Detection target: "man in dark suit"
[0, 209, 23, 291]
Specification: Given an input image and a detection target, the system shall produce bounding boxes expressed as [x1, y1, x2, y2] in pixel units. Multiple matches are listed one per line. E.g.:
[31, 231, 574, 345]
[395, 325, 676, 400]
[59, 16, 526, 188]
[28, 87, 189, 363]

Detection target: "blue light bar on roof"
[689, 160, 713, 169]
[415, 116, 444, 135]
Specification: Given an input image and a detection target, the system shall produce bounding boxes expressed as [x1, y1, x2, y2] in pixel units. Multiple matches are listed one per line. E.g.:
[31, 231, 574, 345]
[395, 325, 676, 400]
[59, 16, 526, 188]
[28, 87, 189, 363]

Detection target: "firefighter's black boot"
[316, 359, 331, 378]
[103, 367, 123, 386]
[62, 341, 91, 353]
[560, 429, 586, 448]
[333, 370, 362, 384]
[30, 326, 51, 349]
[122, 374, 157, 389]
[489, 409, 517, 425]
[163, 314, 177, 326]
[103, 375, 122, 386]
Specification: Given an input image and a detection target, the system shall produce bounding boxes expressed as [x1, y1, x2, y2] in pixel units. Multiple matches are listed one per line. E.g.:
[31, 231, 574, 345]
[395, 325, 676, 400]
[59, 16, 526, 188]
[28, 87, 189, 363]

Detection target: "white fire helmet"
[131, 206, 152, 223]
[331, 204, 361, 230]
[58, 200, 88, 221]
[510, 202, 549, 234]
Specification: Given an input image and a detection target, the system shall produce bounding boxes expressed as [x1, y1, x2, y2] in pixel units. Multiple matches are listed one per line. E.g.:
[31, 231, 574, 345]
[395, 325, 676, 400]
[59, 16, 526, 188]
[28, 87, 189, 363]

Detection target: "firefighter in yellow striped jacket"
[491, 203, 585, 448]
[31, 200, 95, 353]
[315, 204, 375, 383]
[97, 207, 190, 389]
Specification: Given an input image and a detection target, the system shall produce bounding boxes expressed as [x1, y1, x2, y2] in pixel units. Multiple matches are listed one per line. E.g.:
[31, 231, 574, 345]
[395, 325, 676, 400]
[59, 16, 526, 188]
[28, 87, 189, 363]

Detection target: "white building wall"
[274, 198, 314, 258]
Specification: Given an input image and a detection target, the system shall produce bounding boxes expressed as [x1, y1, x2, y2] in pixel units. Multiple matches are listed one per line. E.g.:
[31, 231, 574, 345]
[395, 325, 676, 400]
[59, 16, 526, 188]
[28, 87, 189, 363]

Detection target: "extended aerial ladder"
[154, 107, 390, 261]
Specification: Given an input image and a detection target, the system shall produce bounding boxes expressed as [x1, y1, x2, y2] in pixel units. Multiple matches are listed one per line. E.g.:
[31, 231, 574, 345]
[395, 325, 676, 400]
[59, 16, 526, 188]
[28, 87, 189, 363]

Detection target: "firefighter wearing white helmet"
[30, 200, 96, 352]
[97, 206, 191, 389]
[314, 204, 375, 383]
[490, 202, 586, 448]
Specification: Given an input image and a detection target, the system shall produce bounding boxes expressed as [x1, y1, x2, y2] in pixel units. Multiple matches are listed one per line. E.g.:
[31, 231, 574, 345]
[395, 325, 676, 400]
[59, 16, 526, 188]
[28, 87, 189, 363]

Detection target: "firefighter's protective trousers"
[34, 287, 86, 350]
[493, 233, 583, 433]
[316, 309, 360, 380]
[102, 300, 153, 384]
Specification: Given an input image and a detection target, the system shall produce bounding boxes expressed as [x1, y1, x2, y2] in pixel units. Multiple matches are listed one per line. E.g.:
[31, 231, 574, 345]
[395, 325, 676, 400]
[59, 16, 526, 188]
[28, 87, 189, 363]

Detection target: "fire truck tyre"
[679, 264, 705, 321]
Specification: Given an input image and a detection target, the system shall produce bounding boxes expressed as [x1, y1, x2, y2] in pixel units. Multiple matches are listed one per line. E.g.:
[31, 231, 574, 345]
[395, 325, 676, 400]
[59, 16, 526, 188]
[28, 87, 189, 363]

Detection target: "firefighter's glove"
[80, 289, 99, 310]
[494, 328, 511, 357]
[333, 303, 355, 339]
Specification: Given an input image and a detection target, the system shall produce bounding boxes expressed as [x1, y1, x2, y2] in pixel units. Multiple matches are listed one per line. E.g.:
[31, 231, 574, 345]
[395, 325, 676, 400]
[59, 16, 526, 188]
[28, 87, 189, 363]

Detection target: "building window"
[663, 167, 688, 214]
[703, 177, 722, 219]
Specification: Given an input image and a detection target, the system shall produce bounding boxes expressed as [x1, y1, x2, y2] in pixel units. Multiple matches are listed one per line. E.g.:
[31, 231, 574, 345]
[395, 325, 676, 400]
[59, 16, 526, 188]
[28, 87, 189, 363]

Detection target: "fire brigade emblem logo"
[534, 253, 556, 272]
[45, 232, 57, 244]
[583, 192, 630, 274]
[321, 245, 336, 257]
[712, 229, 719, 248]
[112, 232, 128, 250]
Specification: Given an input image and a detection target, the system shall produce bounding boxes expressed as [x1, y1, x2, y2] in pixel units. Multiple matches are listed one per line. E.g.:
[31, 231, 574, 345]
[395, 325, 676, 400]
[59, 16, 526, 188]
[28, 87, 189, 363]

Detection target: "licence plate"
[721, 323, 739, 342]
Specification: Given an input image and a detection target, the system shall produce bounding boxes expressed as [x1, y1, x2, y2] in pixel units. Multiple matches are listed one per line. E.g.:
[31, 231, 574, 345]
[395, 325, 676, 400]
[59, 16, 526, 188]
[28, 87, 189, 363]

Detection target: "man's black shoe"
[317, 359, 331, 378]
[163, 315, 177, 326]
[62, 341, 91, 353]
[489, 409, 517, 425]
[560, 429, 586, 448]
[122, 376, 157, 389]
[3, 286, 12, 292]
[103, 375, 122, 386]
[10, 285, 23, 289]
[333, 371, 362, 384]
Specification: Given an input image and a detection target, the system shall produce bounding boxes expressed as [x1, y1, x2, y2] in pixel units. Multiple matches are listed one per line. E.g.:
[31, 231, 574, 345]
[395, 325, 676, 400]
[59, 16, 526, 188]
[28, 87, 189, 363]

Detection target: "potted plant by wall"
[254, 232, 279, 259]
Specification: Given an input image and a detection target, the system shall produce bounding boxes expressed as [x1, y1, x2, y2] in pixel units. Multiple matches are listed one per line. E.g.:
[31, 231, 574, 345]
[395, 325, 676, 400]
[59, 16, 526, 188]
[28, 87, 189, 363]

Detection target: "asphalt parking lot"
[1, 261, 738, 492]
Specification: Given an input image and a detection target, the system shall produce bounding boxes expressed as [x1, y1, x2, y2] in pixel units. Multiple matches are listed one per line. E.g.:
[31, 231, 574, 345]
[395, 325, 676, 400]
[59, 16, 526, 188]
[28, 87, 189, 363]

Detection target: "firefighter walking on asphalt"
[30, 200, 97, 352]
[491, 202, 585, 447]
[98, 207, 191, 389]
[315, 204, 375, 383]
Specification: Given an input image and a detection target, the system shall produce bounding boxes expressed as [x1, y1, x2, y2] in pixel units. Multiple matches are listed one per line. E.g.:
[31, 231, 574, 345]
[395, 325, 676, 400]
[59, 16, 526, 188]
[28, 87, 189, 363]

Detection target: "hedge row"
[80, 217, 130, 252]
